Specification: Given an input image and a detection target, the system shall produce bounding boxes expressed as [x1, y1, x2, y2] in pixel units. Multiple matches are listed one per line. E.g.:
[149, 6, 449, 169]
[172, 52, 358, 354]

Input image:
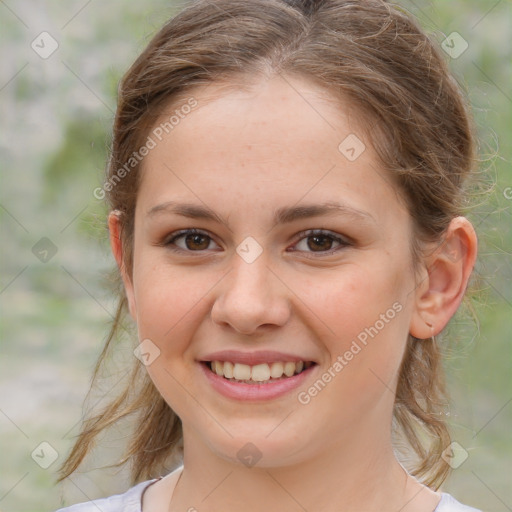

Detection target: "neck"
[169, 430, 426, 512]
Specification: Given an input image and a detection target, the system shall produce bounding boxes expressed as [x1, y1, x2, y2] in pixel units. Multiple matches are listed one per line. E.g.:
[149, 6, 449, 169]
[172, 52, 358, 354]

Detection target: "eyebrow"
[146, 200, 375, 228]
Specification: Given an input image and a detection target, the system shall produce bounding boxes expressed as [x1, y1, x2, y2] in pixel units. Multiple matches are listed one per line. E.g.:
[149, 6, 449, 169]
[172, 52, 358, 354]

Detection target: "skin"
[109, 74, 477, 511]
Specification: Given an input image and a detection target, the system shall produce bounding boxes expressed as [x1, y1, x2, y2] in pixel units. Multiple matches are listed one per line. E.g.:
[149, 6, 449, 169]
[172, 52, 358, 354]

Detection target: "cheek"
[299, 262, 411, 398]
[299, 261, 408, 345]
[132, 263, 211, 416]
[131, 262, 207, 353]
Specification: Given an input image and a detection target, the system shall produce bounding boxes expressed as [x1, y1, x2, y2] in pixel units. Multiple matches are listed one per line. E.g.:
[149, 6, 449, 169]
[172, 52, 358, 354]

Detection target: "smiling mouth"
[203, 360, 316, 385]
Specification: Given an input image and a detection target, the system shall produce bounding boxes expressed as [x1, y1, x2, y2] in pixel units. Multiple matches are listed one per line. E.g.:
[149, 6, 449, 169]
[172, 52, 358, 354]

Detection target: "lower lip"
[199, 363, 316, 401]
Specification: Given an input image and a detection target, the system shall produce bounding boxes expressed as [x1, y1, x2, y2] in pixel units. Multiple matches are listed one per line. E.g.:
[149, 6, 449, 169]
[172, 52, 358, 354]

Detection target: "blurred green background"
[0, 0, 510, 510]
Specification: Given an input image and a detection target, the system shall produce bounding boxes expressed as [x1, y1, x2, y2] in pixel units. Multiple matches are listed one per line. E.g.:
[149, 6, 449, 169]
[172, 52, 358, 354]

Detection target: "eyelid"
[288, 228, 352, 255]
[163, 227, 352, 257]
[291, 228, 352, 244]
[164, 228, 221, 253]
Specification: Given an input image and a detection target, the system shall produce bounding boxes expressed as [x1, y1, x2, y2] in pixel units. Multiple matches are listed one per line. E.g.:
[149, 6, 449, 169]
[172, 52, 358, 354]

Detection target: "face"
[120, 74, 424, 469]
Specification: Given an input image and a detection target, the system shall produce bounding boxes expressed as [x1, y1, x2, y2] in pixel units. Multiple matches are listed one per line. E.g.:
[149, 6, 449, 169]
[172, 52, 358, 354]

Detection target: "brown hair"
[58, 0, 476, 489]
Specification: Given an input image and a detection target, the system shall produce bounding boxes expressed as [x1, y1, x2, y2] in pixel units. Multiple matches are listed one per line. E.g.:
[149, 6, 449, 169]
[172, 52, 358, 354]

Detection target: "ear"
[108, 211, 137, 320]
[409, 216, 478, 339]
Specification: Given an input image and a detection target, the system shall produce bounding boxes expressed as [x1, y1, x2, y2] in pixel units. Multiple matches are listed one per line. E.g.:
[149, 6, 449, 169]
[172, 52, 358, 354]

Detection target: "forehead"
[136, 74, 408, 228]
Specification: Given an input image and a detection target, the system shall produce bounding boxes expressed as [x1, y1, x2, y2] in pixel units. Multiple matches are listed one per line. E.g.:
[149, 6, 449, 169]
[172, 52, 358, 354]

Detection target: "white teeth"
[251, 363, 271, 382]
[283, 362, 296, 377]
[213, 361, 223, 376]
[223, 361, 234, 379]
[209, 360, 310, 383]
[233, 363, 251, 380]
[270, 362, 284, 378]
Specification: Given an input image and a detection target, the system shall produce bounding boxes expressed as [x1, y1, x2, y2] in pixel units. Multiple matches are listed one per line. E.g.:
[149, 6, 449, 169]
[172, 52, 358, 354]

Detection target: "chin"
[198, 424, 313, 470]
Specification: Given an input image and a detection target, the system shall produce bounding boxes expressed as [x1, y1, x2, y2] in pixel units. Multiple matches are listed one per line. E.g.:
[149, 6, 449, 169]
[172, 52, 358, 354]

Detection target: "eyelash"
[163, 228, 352, 257]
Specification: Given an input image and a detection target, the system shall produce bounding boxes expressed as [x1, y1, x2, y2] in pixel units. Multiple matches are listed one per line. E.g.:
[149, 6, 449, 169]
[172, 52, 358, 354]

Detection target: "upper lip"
[199, 350, 317, 366]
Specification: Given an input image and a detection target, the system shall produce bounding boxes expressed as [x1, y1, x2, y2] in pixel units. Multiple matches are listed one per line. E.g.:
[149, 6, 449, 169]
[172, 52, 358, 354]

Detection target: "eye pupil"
[186, 234, 209, 250]
[169, 229, 345, 255]
[308, 235, 332, 251]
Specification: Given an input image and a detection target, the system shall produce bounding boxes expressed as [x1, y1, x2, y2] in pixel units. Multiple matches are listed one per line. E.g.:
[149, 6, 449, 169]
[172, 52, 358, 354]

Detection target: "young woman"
[56, 0, 482, 510]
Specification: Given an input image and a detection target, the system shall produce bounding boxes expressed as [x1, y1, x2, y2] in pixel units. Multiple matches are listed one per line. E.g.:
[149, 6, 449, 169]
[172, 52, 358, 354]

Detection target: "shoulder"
[54, 479, 158, 512]
[435, 493, 483, 512]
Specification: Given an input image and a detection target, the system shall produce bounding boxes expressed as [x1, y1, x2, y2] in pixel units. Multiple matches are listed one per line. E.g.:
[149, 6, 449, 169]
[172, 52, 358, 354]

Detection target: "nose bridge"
[211, 250, 290, 334]
[231, 252, 274, 299]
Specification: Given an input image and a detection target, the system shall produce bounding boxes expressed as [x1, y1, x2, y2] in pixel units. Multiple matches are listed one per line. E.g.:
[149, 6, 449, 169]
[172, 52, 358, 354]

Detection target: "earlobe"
[108, 210, 124, 269]
[108, 211, 137, 320]
[409, 217, 477, 339]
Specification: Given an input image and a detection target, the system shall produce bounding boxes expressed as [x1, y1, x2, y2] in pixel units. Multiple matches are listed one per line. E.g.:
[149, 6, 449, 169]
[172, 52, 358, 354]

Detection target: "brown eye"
[165, 229, 219, 252]
[183, 233, 210, 250]
[292, 229, 351, 256]
[306, 234, 335, 252]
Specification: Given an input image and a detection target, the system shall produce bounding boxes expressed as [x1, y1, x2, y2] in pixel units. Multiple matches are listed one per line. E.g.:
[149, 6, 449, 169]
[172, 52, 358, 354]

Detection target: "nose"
[210, 253, 291, 335]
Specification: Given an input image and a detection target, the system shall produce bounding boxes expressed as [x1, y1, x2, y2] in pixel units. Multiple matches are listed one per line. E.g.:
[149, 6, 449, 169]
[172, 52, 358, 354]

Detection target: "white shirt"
[55, 465, 483, 512]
